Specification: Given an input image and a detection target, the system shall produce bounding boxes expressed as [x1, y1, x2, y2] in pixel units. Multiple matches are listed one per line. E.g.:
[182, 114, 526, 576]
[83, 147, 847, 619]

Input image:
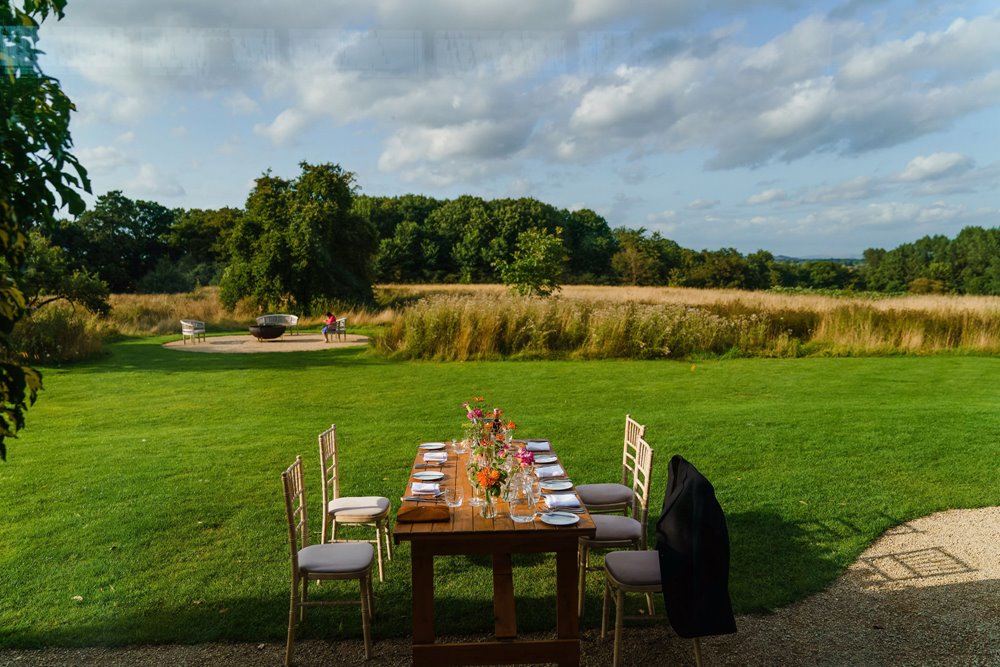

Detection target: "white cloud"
[378, 119, 532, 171]
[76, 146, 130, 172]
[687, 198, 718, 210]
[647, 209, 677, 222]
[225, 91, 260, 114]
[170, 126, 188, 138]
[746, 188, 787, 205]
[898, 152, 974, 182]
[116, 131, 135, 144]
[126, 164, 185, 198]
[802, 176, 887, 204]
[254, 109, 313, 145]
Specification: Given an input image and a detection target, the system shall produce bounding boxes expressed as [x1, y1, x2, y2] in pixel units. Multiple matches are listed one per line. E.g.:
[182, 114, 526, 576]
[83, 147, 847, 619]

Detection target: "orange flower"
[477, 468, 501, 489]
[504, 420, 516, 430]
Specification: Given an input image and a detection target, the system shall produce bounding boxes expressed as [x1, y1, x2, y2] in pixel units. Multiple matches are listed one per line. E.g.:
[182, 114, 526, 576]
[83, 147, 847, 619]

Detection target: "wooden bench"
[180, 319, 206, 344]
[256, 314, 299, 335]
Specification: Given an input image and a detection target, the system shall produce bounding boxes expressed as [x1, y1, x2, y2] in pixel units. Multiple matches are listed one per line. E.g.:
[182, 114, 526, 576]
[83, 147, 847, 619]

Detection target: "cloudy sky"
[39, 0, 1000, 257]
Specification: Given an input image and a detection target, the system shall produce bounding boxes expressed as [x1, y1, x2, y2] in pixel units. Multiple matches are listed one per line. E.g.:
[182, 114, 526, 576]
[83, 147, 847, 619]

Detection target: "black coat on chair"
[655, 454, 737, 638]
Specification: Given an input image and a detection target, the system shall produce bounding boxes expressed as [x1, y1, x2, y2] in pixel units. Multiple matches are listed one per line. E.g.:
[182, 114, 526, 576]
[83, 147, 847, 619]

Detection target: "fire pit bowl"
[249, 324, 286, 341]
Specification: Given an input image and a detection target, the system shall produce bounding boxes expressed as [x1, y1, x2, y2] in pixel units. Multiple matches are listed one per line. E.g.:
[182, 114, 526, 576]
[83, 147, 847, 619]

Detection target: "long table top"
[394, 440, 596, 543]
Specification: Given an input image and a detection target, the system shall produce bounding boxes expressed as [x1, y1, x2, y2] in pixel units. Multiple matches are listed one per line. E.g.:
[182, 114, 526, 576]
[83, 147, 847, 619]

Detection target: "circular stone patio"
[163, 332, 369, 353]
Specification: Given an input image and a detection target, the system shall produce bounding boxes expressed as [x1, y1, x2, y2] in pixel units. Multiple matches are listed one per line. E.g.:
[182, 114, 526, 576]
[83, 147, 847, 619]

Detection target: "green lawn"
[1, 338, 998, 648]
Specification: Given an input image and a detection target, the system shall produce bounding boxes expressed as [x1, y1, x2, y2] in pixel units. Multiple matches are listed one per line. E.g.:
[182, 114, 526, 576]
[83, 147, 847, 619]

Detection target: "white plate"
[419, 442, 447, 450]
[413, 471, 444, 481]
[540, 511, 580, 526]
[533, 454, 558, 464]
[541, 479, 573, 491]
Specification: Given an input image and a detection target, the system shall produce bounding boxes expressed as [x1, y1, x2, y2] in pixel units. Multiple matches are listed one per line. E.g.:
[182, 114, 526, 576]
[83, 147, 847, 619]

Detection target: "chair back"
[631, 435, 655, 548]
[281, 455, 309, 567]
[621, 414, 647, 487]
[319, 424, 341, 508]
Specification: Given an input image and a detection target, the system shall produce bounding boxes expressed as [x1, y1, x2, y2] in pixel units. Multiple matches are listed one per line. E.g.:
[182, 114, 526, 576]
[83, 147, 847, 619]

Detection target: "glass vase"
[480, 493, 497, 519]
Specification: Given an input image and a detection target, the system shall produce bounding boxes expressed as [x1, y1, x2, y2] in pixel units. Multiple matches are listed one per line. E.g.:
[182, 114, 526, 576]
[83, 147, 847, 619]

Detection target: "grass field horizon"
[1, 338, 998, 648]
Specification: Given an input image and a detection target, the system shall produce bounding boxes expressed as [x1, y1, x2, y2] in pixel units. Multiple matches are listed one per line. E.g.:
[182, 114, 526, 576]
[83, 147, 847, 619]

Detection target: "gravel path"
[3, 507, 997, 666]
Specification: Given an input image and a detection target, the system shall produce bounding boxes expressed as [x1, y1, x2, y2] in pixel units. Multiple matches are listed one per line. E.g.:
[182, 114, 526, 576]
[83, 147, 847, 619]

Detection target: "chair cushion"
[590, 514, 642, 543]
[328, 496, 390, 519]
[298, 542, 374, 575]
[576, 483, 632, 508]
[605, 550, 661, 587]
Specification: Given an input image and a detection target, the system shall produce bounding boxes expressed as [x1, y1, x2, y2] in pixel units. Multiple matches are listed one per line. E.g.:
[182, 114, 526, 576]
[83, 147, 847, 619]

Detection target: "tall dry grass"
[376, 284, 1000, 359]
[41, 284, 998, 361]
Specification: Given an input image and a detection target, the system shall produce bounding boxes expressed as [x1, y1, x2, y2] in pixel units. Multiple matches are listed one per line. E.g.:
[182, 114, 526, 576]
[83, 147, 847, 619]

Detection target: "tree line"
[34, 162, 1000, 316]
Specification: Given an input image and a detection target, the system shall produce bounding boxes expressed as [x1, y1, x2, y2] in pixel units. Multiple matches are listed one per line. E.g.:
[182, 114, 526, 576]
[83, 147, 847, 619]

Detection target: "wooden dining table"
[394, 441, 596, 667]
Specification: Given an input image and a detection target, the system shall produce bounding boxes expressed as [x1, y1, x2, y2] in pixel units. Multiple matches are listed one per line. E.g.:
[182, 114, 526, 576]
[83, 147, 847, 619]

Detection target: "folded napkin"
[423, 452, 448, 463]
[411, 482, 441, 495]
[545, 493, 582, 509]
[397, 505, 450, 523]
[535, 464, 566, 479]
[525, 440, 551, 452]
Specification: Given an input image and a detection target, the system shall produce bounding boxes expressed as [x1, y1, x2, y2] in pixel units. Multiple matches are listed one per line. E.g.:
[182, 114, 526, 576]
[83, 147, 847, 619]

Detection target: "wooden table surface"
[394, 440, 596, 667]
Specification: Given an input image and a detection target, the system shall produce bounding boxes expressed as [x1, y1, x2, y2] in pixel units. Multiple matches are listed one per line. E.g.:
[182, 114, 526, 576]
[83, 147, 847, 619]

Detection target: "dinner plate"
[540, 511, 580, 526]
[541, 479, 573, 491]
[533, 454, 558, 464]
[413, 471, 444, 481]
[419, 442, 447, 450]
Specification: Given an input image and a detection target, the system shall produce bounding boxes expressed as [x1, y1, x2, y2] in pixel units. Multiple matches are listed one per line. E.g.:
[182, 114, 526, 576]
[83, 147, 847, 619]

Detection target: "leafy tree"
[49, 191, 175, 292]
[0, 0, 89, 459]
[165, 207, 242, 287]
[220, 162, 377, 312]
[19, 230, 108, 314]
[611, 227, 659, 285]
[562, 209, 617, 282]
[494, 227, 567, 297]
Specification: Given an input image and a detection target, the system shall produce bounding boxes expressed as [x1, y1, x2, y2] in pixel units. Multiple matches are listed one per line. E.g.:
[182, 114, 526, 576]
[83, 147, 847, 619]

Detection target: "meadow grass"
[1, 339, 998, 648]
[376, 286, 1000, 359]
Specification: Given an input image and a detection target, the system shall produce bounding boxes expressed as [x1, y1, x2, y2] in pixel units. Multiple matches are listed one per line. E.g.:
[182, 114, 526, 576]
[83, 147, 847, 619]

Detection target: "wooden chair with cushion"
[319, 424, 392, 581]
[578, 433, 654, 616]
[601, 550, 702, 667]
[576, 414, 646, 516]
[281, 456, 374, 666]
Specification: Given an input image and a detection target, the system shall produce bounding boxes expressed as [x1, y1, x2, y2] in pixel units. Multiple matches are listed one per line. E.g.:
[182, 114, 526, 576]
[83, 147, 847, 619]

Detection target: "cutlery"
[401, 495, 446, 502]
[415, 463, 445, 468]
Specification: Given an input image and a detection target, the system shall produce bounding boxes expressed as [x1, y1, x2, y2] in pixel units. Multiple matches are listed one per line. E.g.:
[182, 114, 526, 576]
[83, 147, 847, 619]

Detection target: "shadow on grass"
[726, 510, 847, 614]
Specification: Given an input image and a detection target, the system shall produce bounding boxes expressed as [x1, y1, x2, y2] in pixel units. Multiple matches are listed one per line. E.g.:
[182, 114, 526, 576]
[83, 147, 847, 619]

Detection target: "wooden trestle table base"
[394, 444, 596, 666]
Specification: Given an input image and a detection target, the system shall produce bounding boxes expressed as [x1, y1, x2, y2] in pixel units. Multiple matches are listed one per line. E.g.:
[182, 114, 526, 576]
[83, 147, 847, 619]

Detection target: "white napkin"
[545, 493, 581, 509]
[423, 452, 448, 462]
[411, 482, 441, 495]
[535, 464, 565, 479]
[525, 440, 551, 452]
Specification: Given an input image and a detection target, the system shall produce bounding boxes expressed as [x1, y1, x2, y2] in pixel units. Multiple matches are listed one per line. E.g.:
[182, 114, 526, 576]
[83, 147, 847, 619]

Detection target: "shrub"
[10, 305, 105, 363]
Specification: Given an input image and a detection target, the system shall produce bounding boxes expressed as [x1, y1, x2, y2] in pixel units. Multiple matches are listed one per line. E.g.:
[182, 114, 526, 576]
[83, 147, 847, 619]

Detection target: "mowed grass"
[0, 339, 998, 648]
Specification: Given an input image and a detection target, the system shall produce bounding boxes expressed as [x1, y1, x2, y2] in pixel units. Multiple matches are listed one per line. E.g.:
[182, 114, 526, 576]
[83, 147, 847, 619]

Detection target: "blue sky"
[40, 0, 1000, 257]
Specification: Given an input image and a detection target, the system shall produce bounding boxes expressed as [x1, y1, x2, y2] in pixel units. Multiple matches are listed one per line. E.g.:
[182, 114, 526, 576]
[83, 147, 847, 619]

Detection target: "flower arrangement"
[462, 396, 518, 516]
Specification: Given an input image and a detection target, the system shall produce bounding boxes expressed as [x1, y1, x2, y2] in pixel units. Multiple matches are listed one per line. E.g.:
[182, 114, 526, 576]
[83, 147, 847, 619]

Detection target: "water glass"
[445, 487, 464, 508]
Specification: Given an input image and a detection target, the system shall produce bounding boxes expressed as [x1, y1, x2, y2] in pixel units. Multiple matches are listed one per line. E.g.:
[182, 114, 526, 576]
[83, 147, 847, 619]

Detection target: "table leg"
[555, 546, 580, 640]
[412, 546, 435, 644]
[492, 552, 517, 639]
